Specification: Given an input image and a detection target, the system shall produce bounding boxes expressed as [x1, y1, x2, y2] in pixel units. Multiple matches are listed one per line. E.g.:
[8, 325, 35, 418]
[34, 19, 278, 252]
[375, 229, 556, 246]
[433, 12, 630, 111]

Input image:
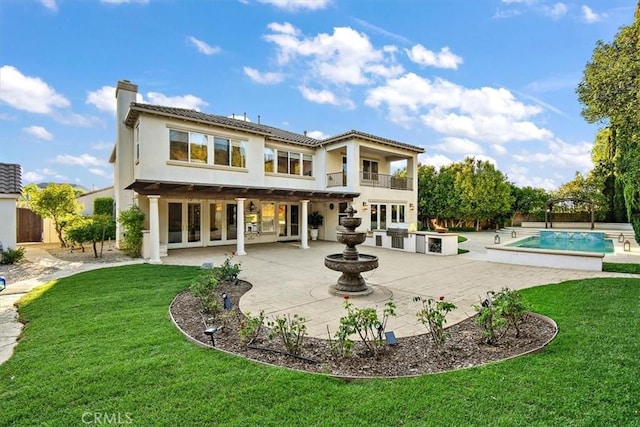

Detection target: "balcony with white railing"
[326, 172, 413, 190]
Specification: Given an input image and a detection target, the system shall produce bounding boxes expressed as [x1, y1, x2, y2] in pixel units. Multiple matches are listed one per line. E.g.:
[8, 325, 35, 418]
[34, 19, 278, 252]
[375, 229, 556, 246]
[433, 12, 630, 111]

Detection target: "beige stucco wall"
[0, 194, 18, 249]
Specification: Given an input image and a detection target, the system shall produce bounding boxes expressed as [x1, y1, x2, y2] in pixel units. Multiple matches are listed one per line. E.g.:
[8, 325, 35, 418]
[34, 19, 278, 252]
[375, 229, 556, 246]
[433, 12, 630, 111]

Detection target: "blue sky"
[0, 0, 636, 192]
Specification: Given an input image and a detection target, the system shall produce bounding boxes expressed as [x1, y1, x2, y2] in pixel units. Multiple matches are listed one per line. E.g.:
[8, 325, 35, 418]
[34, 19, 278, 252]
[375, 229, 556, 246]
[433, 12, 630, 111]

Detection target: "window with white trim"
[169, 129, 246, 168]
[362, 159, 378, 180]
[265, 147, 313, 176]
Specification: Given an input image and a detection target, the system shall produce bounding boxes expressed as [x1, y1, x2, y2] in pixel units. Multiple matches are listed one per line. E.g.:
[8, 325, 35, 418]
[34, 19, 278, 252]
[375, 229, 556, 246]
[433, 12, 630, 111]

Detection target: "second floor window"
[363, 159, 378, 180]
[169, 129, 245, 168]
[265, 147, 313, 176]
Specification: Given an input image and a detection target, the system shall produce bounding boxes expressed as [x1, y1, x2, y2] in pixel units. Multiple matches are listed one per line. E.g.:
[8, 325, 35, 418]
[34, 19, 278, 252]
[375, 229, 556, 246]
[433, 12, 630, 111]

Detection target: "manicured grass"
[457, 235, 468, 243]
[603, 262, 640, 274]
[1, 265, 639, 426]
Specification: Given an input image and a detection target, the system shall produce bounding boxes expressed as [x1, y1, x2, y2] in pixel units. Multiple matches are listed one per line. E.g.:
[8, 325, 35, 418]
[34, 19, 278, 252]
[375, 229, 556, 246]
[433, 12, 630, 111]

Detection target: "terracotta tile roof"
[124, 103, 424, 153]
[0, 163, 21, 194]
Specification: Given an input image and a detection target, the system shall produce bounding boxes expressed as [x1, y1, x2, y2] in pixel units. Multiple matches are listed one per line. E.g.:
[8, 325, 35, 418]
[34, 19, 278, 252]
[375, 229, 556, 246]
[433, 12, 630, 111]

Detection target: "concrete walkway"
[1, 232, 638, 365]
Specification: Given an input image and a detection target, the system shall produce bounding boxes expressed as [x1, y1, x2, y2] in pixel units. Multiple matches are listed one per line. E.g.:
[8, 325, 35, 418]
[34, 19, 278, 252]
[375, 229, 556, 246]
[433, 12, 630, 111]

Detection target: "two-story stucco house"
[111, 80, 424, 263]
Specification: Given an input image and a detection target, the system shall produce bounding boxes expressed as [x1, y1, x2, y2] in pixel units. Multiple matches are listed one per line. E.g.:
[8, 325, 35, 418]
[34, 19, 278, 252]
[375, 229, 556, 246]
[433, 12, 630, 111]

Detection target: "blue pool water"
[507, 231, 614, 254]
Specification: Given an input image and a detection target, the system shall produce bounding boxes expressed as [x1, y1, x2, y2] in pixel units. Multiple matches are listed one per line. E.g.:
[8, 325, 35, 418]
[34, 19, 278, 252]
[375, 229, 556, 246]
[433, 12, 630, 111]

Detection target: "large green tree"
[26, 183, 82, 247]
[509, 184, 549, 227]
[454, 158, 512, 230]
[577, 3, 640, 241]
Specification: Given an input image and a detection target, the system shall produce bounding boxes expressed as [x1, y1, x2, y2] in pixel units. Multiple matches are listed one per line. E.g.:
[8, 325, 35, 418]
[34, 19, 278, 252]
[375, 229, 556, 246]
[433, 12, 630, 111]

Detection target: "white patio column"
[148, 195, 162, 264]
[235, 198, 247, 256]
[301, 200, 309, 249]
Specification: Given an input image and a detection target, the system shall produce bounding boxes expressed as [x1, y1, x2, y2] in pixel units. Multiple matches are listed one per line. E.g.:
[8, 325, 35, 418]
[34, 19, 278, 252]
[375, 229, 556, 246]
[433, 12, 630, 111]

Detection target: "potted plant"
[308, 211, 324, 241]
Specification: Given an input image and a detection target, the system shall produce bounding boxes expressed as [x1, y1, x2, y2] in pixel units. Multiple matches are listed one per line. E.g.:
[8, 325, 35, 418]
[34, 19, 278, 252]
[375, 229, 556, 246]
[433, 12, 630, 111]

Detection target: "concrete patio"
[162, 231, 639, 338]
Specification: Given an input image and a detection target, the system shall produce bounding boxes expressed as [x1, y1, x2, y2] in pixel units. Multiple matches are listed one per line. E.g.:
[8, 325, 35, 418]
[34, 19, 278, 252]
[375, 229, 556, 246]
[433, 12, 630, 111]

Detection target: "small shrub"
[414, 296, 457, 348]
[213, 255, 241, 282]
[0, 246, 26, 265]
[239, 310, 265, 345]
[335, 299, 396, 358]
[474, 287, 528, 343]
[327, 324, 354, 359]
[118, 205, 144, 258]
[494, 287, 528, 338]
[267, 314, 307, 356]
[474, 293, 505, 344]
[190, 272, 221, 317]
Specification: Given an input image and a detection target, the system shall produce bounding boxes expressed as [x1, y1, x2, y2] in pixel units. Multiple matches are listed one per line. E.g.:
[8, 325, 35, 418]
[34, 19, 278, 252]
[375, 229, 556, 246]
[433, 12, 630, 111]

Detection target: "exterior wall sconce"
[362, 201, 368, 210]
[494, 234, 501, 244]
[618, 233, 625, 243]
[249, 201, 256, 212]
[624, 239, 631, 252]
[409, 203, 415, 211]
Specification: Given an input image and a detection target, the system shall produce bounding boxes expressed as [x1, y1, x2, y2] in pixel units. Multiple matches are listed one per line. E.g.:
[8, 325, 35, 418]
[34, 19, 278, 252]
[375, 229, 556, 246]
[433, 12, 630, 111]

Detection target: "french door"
[167, 201, 203, 248]
[277, 203, 300, 241]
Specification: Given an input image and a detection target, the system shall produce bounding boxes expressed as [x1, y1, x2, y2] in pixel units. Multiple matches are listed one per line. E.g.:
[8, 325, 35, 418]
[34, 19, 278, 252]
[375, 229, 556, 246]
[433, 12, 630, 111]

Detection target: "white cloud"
[506, 165, 557, 190]
[491, 144, 508, 155]
[405, 44, 463, 69]
[298, 86, 354, 108]
[351, 17, 412, 45]
[433, 137, 482, 154]
[263, 23, 401, 85]
[188, 36, 221, 55]
[306, 130, 330, 139]
[53, 154, 106, 167]
[23, 125, 53, 141]
[257, 0, 330, 11]
[366, 73, 551, 144]
[544, 3, 567, 19]
[23, 168, 67, 183]
[512, 138, 592, 171]
[89, 168, 112, 178]
[582, 5, 605, 23]
[0, 66, 70, 114]
[40, 0, 57, 11]
[418, 153, 454, 169]
[143, 92, 208, 110]
[243, 67, 285, 84]
[87, 86, 117, 114]
[91, 141, 114, 150]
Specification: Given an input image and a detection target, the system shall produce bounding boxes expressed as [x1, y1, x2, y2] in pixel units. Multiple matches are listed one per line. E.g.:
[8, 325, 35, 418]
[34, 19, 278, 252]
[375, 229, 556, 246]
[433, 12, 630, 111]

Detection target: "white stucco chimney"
[114, 80, 138, 247]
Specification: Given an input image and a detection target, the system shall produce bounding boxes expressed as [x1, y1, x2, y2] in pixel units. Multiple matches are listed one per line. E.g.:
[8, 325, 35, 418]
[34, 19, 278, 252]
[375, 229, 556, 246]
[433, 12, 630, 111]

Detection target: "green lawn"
[1, 265, 639, 426]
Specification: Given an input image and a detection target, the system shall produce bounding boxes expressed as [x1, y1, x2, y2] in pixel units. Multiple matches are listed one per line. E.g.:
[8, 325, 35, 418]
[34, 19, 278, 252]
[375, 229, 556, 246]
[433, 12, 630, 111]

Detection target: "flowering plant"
[414, 296, 457, 348]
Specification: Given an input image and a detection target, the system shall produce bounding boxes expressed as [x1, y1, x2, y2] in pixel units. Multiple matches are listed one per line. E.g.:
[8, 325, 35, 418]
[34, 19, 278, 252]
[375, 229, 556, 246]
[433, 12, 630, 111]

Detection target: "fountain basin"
[336, 232, 367, 246]
[324, 253, 378, 273]
[325, 253, 378, 295]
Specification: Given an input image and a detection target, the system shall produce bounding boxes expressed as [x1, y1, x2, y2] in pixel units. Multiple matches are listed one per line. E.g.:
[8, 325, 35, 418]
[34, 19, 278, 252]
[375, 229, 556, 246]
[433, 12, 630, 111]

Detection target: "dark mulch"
[169, 280, 557, 378]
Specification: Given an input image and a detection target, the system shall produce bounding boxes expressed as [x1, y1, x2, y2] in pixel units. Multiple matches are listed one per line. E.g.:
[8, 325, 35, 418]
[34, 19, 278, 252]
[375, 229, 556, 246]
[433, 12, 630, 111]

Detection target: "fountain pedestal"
[324, 206, 378, 295]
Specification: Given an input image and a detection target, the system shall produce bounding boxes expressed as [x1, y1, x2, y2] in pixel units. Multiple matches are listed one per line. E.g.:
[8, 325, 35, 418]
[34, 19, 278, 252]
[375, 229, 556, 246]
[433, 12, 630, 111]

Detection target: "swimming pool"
[507, 231, 614, 254]
[487, 230, 610, 271]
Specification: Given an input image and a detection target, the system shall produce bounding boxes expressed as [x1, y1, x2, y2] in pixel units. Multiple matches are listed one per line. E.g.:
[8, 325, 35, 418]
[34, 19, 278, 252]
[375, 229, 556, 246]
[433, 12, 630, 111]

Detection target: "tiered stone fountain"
[325, 205, 378, 296]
